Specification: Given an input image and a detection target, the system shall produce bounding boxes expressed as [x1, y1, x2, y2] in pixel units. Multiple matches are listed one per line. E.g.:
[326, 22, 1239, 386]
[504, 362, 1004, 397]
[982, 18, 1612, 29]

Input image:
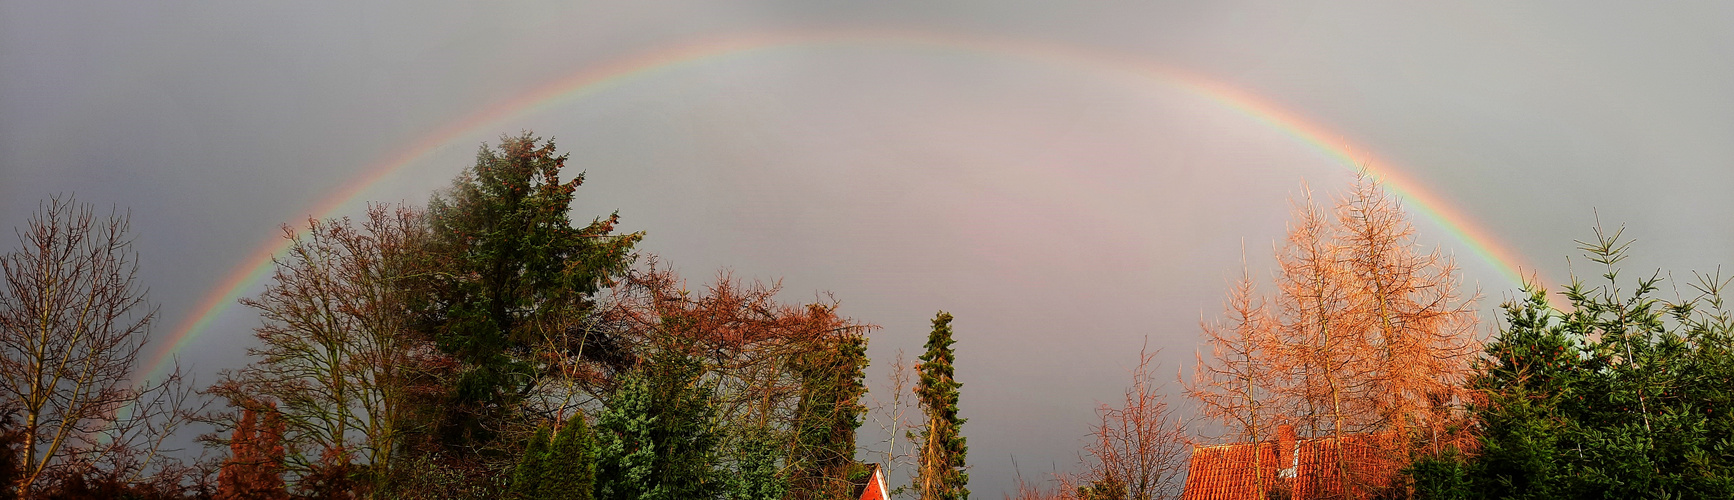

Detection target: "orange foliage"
[1189, 176, 1480, 498]
[216, 403, 286, 500]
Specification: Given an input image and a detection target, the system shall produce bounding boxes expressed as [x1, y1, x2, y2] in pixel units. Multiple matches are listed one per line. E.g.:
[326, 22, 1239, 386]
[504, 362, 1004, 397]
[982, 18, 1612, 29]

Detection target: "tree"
[593, 351, 721, 500]
[1185, 267, 1279, 497]
[0, 196, 158, 496]
[787, 328, 868, 499]
[216, 204, 434, 488]
[421, 132, 640, 450]
[1191, 177, 1481, 497]
[1462, 226, 1734, 498]
[508, 426, 553, 499]
[541, 412, 597, 500]
[217, 403, 288, 500]
[1082, 342, 1187, 500]
[914, 312, 968, 500]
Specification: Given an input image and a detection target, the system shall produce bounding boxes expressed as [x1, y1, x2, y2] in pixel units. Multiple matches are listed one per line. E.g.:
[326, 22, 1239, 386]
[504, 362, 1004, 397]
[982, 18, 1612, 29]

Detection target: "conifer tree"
[915, 312, 968, 500]
[509, 425, 553, 499]
[788, 332, 869, 499]
[541, 412, 597, 500]
[594, 351, 721, 500]
[422, 132, 641, 447]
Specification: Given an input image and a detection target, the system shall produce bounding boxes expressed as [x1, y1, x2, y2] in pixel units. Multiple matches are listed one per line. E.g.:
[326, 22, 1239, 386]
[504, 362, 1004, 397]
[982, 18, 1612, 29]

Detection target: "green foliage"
[916, 311, 969, 500]
[422, 132, 641, 447]
[723, 427, 788, 500]
[787, 332, 869, 498]
[1463, 227, 1734, 498]
[594, 351, 722, 500]
[510, 426, 553, 499]
[541, 412, 598, 500]
[1402, 451, 1471, 500]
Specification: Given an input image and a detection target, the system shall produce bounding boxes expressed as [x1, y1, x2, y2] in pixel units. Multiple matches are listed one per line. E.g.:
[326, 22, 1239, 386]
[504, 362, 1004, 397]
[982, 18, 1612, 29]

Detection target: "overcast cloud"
[3, 1, 1732, 494]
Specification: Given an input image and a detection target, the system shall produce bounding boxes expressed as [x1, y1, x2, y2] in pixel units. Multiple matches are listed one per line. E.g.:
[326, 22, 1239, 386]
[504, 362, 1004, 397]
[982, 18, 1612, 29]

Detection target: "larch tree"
[914, 312, 967, 500]
[1192, 177, 1482, 498]
[1186, 267, 1279, 496]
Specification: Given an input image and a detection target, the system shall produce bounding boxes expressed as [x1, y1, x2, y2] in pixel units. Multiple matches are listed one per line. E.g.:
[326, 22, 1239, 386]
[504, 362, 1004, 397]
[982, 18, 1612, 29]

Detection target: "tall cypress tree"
[915, 312, 968, 500]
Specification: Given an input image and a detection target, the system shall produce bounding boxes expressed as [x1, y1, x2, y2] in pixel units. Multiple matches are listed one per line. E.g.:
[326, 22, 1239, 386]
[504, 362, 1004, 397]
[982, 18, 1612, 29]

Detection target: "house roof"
[853, 463, 891, 500]
[1181, 432, 1402, 500]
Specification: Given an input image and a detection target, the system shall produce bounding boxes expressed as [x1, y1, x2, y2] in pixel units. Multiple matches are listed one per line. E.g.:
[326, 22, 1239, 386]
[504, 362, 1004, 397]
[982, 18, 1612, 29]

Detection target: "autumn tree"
[216, 204, 435, 490]
[1185, 267, 1279, 497]
[217, 402, 288, 500]
[588, 261, 875, 497]
[1080, 341, 1187, 500]
[914, 312, 967, 500]
[0, 196, 188, 497]
[1193, 177, 1481, 497]
[419, 132, 640, 450]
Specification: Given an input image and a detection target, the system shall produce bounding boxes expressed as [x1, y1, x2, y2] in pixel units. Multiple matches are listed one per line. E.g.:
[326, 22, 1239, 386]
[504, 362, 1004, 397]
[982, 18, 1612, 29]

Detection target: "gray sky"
[3, 1, 1732, 494]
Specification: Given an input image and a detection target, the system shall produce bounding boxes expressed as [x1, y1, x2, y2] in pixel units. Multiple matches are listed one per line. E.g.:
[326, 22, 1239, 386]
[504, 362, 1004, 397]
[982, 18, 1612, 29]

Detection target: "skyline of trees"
[4, 134, 1731, 499]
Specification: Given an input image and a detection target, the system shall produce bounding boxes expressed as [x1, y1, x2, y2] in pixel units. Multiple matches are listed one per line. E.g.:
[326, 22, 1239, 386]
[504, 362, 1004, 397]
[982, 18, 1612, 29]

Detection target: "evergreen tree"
[1461, 227, 1734, 498]
[724, 427, 788, 500]
[541, 412, 597, 500]
[594, 351, 721, 500]
[421, 132, 641, 448]
[915, 312, 968, 500]
[509, 426, 553, 499]
[788, 332, 869, 499]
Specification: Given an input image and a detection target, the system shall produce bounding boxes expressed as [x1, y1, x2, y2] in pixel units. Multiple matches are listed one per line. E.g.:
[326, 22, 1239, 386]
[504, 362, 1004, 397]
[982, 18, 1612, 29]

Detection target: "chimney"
[1276, 424, 1297, 476]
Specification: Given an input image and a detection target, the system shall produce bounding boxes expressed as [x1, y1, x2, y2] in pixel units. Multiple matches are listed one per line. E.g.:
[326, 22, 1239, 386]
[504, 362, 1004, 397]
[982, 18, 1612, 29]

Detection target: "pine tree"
[915, 312, 968, 500]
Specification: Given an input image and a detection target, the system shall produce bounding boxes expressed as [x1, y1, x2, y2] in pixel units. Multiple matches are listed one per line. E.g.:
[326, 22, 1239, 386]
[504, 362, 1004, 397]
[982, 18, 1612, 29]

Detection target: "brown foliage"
[216, 404, 286, 500]
[586, 259, 874, 430]
[1188, 177, 1481, 497]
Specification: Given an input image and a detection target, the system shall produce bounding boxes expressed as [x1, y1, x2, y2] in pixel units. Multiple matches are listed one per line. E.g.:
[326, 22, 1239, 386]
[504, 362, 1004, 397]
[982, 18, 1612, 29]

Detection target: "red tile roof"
[1182, 431, 1402, 500]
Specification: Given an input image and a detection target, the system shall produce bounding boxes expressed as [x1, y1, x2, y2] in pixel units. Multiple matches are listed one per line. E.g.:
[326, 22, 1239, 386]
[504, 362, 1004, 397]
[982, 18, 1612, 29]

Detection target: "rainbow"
[138, 29, 1548, 380]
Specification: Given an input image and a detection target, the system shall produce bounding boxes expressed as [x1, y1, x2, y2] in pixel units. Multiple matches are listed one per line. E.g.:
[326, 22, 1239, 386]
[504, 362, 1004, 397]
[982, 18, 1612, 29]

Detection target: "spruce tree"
[1462, 227, 1734, 498]
[594, 351, 722, 500]
[915, 312, 968, 500]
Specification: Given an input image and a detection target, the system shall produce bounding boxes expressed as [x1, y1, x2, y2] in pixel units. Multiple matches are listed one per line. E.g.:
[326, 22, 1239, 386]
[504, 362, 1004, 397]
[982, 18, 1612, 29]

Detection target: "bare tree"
[1079, 341, 1188, 500]
[212, 204, 435, 487]
[0, 196, 177, 496]
[866, 349, 919, 499]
